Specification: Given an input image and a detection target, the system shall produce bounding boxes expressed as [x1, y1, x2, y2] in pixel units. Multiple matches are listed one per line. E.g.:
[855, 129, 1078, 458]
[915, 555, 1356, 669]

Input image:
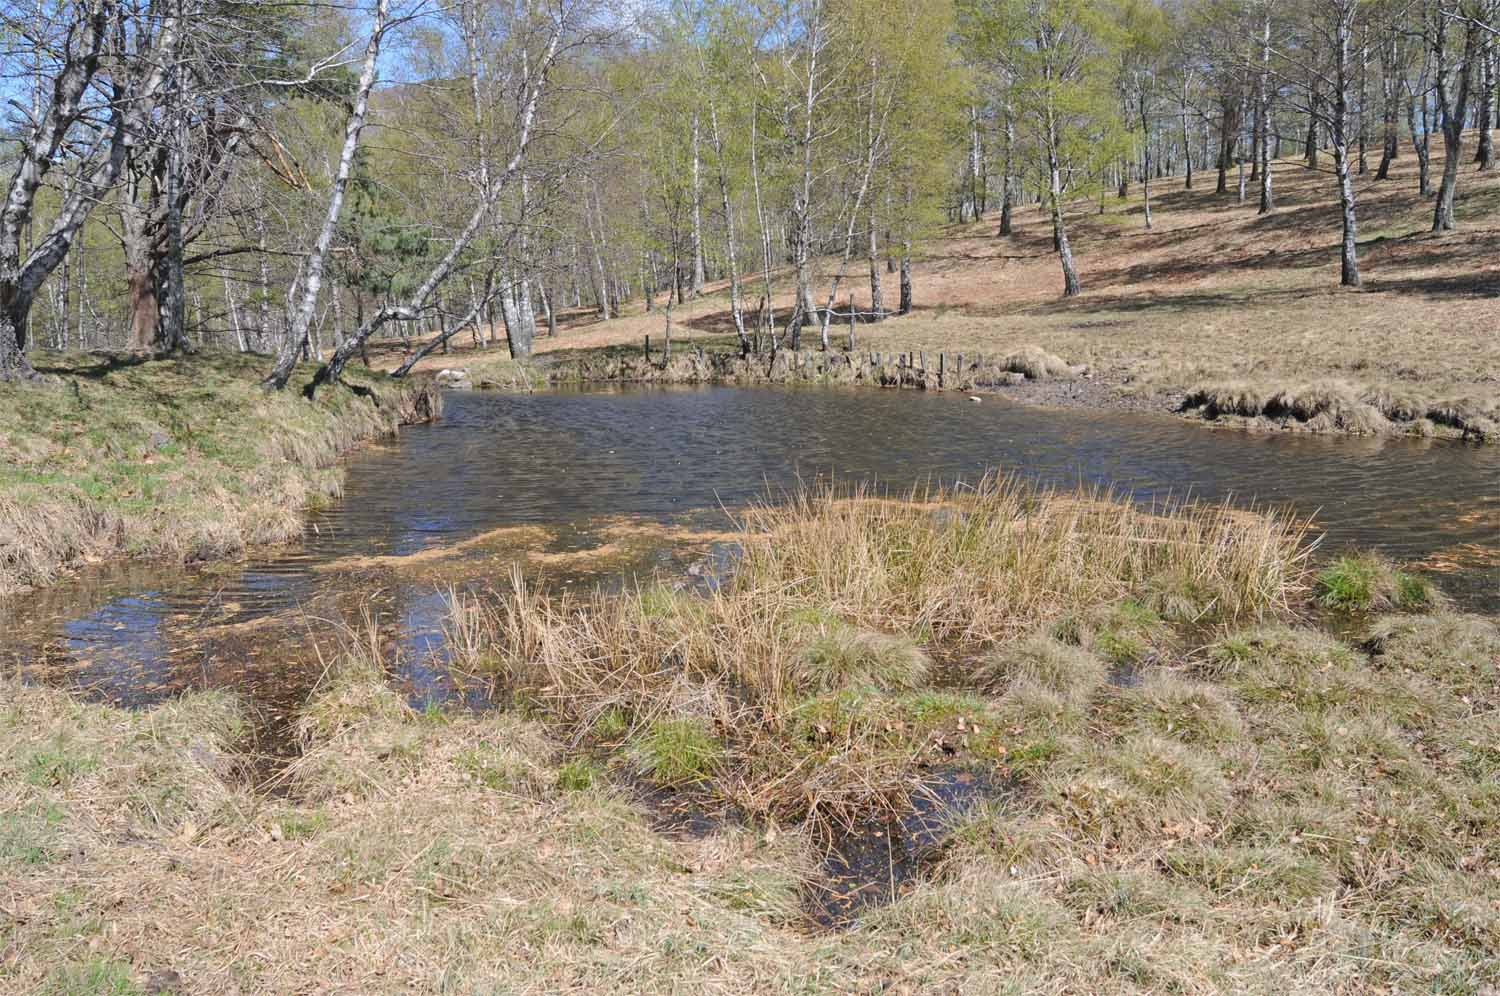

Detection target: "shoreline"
[444, 344, 1491, 443]
[0, 350, 441, 598]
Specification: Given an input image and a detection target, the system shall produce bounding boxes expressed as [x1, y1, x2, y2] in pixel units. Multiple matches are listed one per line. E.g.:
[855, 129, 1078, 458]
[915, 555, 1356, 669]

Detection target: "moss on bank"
[0, 349, 438, 595]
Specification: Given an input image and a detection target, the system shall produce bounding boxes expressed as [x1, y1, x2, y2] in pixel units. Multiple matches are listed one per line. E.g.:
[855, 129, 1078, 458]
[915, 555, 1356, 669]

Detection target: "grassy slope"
[3, 486, 1495, 994]
[387, 141, 1499, 437]
[0, 350, 435, 596]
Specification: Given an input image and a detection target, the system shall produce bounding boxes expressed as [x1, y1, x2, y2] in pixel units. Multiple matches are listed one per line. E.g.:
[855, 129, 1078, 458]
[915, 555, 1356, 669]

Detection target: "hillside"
[388, 144, 1500, 439]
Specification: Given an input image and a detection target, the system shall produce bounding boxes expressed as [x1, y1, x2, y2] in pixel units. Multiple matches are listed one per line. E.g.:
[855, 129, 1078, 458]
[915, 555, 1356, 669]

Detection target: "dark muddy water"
[5, 385, 1498, 714]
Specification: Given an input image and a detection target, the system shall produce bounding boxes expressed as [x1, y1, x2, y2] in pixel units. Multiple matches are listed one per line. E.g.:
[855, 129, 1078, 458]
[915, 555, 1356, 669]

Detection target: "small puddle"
[634, 780, 742, 840]
[803, 765, 1013, 928]
[1107, 660, 1146, 688]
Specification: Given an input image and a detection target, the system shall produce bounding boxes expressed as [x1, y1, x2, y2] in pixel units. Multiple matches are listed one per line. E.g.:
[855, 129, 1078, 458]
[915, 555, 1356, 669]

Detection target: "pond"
[5, 385, 1497, 716]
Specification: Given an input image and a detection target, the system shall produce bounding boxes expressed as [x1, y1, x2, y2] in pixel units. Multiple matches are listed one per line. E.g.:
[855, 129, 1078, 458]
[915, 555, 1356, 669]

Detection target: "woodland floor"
[380, 141, 1500, 437]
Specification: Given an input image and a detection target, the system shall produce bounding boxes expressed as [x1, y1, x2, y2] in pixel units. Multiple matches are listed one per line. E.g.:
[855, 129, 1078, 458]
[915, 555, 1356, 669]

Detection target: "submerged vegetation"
[0, 351, 438, 595]
[6, 482, 1493, 992]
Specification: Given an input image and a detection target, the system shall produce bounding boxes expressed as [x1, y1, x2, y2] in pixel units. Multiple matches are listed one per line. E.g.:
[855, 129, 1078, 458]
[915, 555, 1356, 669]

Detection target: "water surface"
[6, 386, 1496, 713]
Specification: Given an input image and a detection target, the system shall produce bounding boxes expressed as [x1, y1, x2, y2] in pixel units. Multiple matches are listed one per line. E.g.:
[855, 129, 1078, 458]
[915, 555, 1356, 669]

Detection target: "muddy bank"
[484, 343, 1090, 395]
[1179, 381, 1498, 442]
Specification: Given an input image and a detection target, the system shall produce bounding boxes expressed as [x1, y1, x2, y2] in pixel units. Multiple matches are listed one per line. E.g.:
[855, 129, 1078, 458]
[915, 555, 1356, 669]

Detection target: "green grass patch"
[628, 719, 723, 786]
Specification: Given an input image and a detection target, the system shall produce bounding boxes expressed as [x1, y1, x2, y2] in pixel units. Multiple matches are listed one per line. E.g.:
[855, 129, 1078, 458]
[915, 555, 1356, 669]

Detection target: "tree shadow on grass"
[33, 351, 166, 380]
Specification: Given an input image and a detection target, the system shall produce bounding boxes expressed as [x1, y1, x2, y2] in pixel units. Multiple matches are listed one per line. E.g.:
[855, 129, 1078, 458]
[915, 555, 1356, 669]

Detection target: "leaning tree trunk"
[1047, 140, 1081, 297]
[708, 102, 748, 354]
[264, 0, 386, 389]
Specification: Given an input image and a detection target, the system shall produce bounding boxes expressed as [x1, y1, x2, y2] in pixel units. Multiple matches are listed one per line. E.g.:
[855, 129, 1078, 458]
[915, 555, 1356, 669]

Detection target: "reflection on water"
[4, 385, 1497, 713]
[62, 594, 175, 704]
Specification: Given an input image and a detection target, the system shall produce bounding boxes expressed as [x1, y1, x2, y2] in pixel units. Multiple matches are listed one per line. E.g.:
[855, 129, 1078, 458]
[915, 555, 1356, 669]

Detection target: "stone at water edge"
[969, 396, 982, 403]
[434, 368, 473, 389]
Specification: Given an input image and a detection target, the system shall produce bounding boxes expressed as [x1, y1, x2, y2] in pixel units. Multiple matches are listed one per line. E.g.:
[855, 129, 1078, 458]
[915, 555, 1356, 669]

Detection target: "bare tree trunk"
[1216, 97, 1235, 193]
[788, 9, 824, 352]
[585, 181, 610, 320]
[1409, 84, 1432, 196]
[1376, 30, 1399, 179]
[1358, 28, 1370, 174]
[867, 199, 882, 317]
[707, 102, 747, 354]
[1180, 72, 1194, 190]
[1332, 1, 1360, 287]
[157, 118, 188, 353]
[1475, 36, 1494, 170]
[223, 268, 245, 352]
[817, 59, 888, 349]
[1140, 82, 1153, 229]
[1048, 140, 1080, 296]
[1259, 8, 1275, 213]
[1000, 98, 1015, 233]
[541, 281, 557, 337]
[1305, 70, 1321, 168]
[1431, 7, 1477, 231]
[265, 0, 387, 389]
[967, 102, 982, 221]
[690, 111, 705, 295]
[750, 101, 777, 348]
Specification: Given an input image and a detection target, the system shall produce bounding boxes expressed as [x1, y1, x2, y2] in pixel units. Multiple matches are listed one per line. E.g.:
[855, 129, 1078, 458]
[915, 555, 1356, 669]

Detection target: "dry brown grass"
[4, 613, 1496, 993]
[2, 484, 1496, 993]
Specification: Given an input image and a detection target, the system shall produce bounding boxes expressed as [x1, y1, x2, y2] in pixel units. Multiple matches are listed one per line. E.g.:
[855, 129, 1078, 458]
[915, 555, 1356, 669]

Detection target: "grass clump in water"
[1316, 551, 1437, 612]
[629, 719, 723, 786]
[736, 474, 1310, 646]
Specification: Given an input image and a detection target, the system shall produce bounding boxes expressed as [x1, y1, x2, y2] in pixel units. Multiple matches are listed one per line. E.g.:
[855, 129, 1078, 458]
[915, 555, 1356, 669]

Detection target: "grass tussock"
[0, 349, 439, 595]
[1316, 550, 1439, 612]
[438, 482, 1307, 829]
[998, 345, 1084, 381]
[736, 474, 1310, 646]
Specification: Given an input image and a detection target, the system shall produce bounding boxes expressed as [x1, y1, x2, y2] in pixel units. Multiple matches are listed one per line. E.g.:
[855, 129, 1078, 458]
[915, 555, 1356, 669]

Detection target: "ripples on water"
[5, 385, 1497, 712]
